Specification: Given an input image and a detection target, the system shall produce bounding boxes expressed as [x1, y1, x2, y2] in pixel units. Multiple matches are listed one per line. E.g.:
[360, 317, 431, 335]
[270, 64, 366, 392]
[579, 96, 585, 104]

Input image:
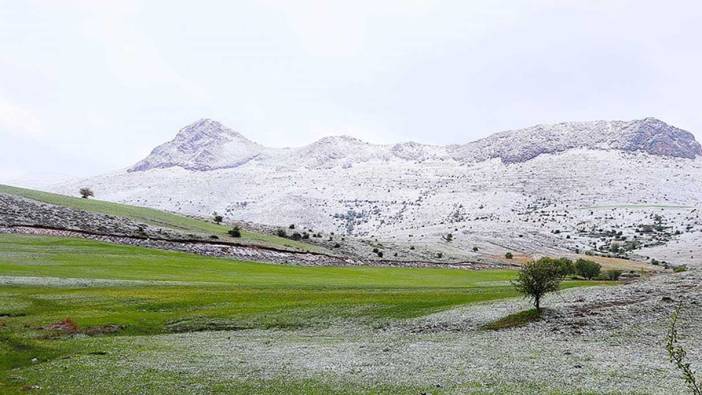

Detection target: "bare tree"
[79, 187, 94, 199]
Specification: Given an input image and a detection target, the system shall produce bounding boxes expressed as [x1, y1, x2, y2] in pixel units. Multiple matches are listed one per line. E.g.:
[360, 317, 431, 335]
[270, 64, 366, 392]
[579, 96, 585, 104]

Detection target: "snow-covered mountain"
[55, 117, 702, 265]
[129, 117, 700, 171]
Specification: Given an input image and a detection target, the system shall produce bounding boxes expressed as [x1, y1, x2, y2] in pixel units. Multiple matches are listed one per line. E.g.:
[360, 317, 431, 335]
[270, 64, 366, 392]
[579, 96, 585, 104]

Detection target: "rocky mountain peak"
[128, 117, 700, 172]
[128, 119, 262, 172]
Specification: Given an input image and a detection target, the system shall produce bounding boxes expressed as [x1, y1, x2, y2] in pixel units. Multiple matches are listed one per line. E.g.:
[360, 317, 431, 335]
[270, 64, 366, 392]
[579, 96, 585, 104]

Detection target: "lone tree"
[505, 252, 514, 259]
[512, 260, 562, 312]
[212, 213, 223, 224]
[79, 187, 94, 199]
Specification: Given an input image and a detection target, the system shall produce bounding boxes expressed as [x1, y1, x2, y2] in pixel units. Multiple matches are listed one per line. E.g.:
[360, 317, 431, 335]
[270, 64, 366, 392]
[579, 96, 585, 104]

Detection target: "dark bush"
[228, 226, 242, 238]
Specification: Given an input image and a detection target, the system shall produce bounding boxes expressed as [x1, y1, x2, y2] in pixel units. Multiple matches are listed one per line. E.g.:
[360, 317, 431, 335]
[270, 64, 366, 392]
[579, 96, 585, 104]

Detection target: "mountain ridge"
[129, 117, 701, 172]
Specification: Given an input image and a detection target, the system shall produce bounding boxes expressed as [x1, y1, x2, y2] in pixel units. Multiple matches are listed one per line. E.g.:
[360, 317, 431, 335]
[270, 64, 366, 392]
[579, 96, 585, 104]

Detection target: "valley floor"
[1, 234, 699, 394]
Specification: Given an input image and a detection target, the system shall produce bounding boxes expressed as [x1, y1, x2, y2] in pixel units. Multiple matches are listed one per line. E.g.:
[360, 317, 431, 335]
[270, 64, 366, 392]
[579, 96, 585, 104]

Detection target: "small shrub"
[289, 224, 295, 230]
[674, 265, 688, 273]
[276, 229, 287, 238]
[290, 232, 302, 241]
[212, 213, 223, 224]
[372, 248, 380, 254]
[505, 252, 513, 259]
[228, 226, 241, 238]
[472, 246, 479, 252]
[333, 243, 341, 248]
[377, 251, 384, 258]
[606, 269, 623, 280]
[436, 252, 443, 259]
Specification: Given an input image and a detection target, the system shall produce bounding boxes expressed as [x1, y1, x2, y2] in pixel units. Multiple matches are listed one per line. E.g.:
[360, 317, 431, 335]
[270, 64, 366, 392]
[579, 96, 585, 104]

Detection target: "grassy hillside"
[0, 184, 321, 252]
[0, 234, 610, 393]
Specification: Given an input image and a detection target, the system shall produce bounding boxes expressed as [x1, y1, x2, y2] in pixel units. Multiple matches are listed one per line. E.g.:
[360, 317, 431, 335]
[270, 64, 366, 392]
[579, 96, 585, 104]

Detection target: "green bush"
[575, 259, 601, 280]
[276, 229, 287, 238]
[606, 269, 623, 281]
[674, 265, 688, 273]
[537, 257, 574, 277]
[505, 252, 513, 259]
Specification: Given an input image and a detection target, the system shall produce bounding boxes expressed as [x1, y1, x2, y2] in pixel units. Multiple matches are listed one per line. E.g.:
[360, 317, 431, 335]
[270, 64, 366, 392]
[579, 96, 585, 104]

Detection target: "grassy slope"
[0, 233, 609, 393]
[0, 184, 321, 252]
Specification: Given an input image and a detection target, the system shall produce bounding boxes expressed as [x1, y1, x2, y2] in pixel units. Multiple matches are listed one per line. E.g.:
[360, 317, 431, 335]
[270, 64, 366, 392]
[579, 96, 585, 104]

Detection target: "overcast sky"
[2, 0, 702, 186]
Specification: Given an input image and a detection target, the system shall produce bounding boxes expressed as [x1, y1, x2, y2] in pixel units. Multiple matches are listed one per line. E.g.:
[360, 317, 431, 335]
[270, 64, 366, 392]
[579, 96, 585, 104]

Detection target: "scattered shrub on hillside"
[289, 224, 295, 230]
[228, 226, 241, 238]
[674, 265, 688, 273]
[377, 251, 384, 258]
[436, 252, 443, 259]
[505, 252, 514, 259]
[442, 233, 454, 242]
[290, 232, 302, 241]
[409, 246, 415, 250]
[79, 187, 94, 199]
[575, 259, 601, 280]
[372, 248, 380, 254]
[512, 260, 561, 312]
[606, 270, 623, 281]
[473, 246, 479, 252]
[276, 229, 287, 238]
[333, 243, 341, 248]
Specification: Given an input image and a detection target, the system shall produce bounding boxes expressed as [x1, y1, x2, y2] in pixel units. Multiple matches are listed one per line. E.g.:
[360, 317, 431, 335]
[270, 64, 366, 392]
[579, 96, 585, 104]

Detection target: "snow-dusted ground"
[56, 148, 702, 266]
[28, 270, 702, 393]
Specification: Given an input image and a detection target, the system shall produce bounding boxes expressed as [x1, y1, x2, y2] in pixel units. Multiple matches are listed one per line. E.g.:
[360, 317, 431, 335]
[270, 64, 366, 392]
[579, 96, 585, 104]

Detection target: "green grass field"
[0, 184, 322, 252]
[0, 234, 610, 393]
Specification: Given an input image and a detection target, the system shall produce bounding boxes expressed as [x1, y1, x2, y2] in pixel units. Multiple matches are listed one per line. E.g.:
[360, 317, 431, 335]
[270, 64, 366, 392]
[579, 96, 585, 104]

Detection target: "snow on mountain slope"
[54, 118, 702, 265]
[129, 119, 267, 172]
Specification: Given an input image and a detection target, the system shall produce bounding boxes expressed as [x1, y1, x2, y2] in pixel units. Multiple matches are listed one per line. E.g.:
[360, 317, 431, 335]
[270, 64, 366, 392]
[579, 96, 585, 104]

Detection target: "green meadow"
[0, 234, 608, 393]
